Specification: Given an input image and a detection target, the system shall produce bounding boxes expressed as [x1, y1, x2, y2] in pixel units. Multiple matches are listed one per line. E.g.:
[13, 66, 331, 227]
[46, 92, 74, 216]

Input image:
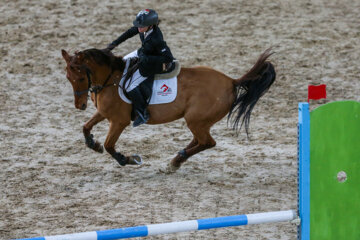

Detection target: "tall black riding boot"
[127, 86, 149, 127]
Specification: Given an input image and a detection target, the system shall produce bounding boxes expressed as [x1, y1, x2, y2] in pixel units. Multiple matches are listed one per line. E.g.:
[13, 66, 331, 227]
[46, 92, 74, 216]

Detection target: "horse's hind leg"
[83, 111, 105, 153]
[185, 138, 198, 150]
[166, 138, 197, 171]
[168, 123, 216, 172]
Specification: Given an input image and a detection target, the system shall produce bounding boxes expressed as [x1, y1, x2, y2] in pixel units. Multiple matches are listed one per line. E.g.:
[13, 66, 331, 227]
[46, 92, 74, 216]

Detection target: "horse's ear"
[61, 49, 70, 62]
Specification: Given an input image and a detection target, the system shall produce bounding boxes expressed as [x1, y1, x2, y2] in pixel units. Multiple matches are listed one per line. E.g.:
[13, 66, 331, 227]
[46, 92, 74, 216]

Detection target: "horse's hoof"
[128, 154, 143, 165]
[160, 163, 180, 174]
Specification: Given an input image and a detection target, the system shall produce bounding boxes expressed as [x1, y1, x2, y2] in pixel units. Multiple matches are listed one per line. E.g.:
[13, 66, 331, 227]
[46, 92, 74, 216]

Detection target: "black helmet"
[133, 9, 158, 28]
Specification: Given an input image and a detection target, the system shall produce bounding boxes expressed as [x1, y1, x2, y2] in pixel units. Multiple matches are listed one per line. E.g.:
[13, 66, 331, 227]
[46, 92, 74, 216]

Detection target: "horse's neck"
[90, 66, 111, 85]
[87, 56, 125, 86]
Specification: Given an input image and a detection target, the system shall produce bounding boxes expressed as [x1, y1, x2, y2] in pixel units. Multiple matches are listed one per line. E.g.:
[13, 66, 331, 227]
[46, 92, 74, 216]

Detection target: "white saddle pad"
[118, 59, 177, 105]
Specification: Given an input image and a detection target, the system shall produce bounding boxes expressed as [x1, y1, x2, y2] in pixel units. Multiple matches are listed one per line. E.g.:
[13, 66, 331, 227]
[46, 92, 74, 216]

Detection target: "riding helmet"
[133, 9, 158, 28]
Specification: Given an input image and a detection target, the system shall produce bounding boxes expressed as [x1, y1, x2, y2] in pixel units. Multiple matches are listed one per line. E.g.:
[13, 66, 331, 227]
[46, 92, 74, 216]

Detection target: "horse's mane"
[82, 48, 125, 71]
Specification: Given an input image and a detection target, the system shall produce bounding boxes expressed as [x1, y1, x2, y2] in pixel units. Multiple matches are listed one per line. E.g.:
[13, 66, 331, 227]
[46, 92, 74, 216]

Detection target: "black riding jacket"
[109, 26, 174, 77]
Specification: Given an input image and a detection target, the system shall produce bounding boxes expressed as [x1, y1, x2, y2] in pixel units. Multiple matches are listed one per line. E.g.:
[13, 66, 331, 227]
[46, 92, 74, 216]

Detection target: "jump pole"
[16, 210, 296, 240]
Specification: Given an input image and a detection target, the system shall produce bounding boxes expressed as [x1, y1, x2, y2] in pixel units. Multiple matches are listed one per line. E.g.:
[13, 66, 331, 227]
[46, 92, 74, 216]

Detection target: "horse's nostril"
[81, 104, 86, 110]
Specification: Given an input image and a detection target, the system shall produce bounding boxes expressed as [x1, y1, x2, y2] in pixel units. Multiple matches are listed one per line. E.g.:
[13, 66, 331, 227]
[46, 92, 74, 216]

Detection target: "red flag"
[308, 84, 326, 102]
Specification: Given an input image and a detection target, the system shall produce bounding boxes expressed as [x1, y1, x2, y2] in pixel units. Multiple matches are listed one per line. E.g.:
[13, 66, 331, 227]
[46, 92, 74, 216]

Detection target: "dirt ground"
[1, 0, 359, 239]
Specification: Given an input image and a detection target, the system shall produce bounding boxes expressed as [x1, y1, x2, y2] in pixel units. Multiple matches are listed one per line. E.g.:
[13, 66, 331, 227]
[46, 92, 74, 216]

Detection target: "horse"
[61, 48, 276, 172]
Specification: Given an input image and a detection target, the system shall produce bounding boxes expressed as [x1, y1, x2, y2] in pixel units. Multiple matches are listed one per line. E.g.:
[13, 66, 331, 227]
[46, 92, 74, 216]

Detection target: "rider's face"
[138, 26, 149, 33]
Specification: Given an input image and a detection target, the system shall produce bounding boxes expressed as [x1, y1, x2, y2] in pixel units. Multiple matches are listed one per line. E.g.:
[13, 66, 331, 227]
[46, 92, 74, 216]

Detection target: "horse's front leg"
[104, 121, 142, 166]
[83, 111, 105, 153]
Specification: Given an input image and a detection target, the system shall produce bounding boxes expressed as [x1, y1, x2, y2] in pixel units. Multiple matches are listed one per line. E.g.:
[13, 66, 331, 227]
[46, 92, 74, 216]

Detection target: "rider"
[106, 9, 174, 127]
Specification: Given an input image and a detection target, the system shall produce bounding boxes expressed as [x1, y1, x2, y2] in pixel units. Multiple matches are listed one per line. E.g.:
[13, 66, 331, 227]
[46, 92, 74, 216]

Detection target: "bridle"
[73, 66, 116, 107]
[73, 69, 92, 96]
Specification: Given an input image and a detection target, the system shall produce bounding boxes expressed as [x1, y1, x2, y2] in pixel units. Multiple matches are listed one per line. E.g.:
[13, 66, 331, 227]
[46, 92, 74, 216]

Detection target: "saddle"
[154, 60, 181, 80]
[121, 59, 180, 120]
[122, 59, 180, 99]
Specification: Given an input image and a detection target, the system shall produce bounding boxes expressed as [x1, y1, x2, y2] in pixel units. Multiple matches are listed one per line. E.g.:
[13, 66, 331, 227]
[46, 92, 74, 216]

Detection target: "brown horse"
[61, 48, 276, 172]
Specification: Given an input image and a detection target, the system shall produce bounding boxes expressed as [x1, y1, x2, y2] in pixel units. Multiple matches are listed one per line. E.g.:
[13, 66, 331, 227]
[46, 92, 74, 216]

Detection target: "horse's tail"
[228, 48, 276, 136]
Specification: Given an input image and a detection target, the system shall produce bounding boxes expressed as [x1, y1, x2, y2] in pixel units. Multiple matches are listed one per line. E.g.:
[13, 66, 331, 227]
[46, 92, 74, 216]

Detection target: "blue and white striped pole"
[16, 210, 296, 240]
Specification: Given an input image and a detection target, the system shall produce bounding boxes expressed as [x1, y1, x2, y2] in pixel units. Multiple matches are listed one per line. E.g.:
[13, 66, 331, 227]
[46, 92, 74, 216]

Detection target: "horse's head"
[62, 49, 90, 110]
[62, 49, 125, 110]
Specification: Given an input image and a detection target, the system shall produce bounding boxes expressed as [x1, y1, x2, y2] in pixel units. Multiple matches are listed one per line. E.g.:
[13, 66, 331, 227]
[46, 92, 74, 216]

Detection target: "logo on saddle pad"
[158, 84, 172, 96]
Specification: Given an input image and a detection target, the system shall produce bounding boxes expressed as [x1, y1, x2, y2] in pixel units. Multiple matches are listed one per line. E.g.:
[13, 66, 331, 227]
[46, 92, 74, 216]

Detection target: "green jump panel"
[310, 101, 360, 239]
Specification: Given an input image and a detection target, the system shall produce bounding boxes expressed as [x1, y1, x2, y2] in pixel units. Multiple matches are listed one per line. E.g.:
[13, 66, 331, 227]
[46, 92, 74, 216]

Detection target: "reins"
[89, 68, 115, 94]
[89, 67, 115, 108]
[121, 58, 139, 100]
[74, 66, 116, 108]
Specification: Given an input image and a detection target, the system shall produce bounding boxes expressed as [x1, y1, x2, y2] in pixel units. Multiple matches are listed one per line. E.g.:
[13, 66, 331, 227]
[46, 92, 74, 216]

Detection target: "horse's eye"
[79, 78, 85, 82]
